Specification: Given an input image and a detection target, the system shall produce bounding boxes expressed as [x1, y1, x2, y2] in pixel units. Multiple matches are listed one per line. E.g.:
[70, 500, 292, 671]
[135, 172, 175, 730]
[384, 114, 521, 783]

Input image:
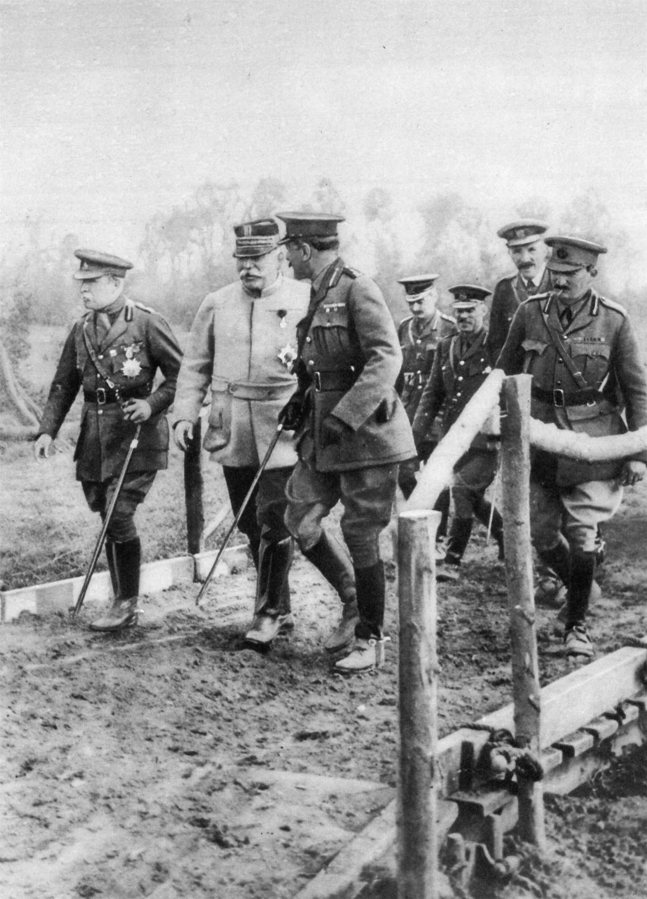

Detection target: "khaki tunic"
[172, 275, 309, 469]
[497, 289, 647, 485]
[39, 299, 182, 481]
[487, 268, 552, 362]
[397, 310, 456, 424]
[291, 258, 416, 472]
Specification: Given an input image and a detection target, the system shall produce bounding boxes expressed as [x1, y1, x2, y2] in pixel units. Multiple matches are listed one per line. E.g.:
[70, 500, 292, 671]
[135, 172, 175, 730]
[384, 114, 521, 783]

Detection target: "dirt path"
[2, 493, 647, 898]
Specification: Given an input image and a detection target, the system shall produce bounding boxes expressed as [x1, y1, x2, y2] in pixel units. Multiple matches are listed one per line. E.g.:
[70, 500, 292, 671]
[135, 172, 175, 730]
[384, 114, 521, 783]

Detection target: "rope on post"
[397, 509, 442, 899]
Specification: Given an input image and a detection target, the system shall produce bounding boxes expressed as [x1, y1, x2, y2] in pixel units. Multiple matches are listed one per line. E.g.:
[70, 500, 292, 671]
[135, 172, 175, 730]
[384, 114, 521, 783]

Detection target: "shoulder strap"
[539, 303, 589, 389]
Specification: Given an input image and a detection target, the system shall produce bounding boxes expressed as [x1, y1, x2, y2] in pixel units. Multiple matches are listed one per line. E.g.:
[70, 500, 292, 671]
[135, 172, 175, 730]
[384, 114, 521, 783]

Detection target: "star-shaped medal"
[278, 343, 297, 372]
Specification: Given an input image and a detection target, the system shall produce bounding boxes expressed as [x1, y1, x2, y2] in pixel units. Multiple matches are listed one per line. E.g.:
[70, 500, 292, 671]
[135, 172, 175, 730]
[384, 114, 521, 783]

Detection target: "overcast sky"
[1, 0, 646, 270]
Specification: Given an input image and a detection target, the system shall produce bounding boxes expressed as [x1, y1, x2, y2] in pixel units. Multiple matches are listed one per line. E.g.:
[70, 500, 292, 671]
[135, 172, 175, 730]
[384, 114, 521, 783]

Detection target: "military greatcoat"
[39, 299, 182, 482]
[497, 290, 647, 485]
[487, 268, 552, 362]
[290, 258, 416, 472]
[172, 275, 309, 469]
[397, 310, 456, 424]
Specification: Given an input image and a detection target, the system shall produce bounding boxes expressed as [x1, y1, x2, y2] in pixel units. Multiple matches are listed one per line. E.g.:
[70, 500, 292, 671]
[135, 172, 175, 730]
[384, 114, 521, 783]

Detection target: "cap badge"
[556, 247, 569, 260]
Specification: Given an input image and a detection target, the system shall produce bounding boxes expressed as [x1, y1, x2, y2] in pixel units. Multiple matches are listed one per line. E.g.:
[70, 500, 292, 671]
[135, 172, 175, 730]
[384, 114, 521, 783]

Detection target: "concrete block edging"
[0, 545, 249, 623]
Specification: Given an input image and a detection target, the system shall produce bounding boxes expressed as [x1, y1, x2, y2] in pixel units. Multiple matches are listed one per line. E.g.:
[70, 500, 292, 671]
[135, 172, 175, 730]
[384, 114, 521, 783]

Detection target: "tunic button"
[306, 337, 312, 343]
[98, 410, 103, 415]
[98, 355, 103, 359]
[459, 360, 465, 365]
[309, 360, 314, 366]
[458, 376, 463, 381]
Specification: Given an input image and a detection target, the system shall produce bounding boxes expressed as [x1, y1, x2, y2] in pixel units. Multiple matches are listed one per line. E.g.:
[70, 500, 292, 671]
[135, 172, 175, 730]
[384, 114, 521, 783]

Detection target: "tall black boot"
[245, 536, 294, 647]
[334, 561, 388, 673]
[536, 538, 571, 587]
[444, 518, 473, 567]
[302, 531, 356, 604]
[90, 538, 141, 632]
[105, 540, 120, 598]
[565, 551, 596, 629]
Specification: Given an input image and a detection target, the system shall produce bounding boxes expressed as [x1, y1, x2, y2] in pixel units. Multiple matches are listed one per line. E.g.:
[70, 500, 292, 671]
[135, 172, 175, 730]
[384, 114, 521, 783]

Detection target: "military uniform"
[173, 219, 310, 646]
[37, 249, 182, 631]
[277, 211, 416, 669]
[498, 235, 647, 654]
[487, 267, 552, 361]
[413, 285, 503, 573]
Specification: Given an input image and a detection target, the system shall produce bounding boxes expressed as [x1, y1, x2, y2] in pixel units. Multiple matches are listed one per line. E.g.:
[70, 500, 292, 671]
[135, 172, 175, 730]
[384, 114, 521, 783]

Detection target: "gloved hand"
[278, 398, 304, 431]
[322, 414, 352, 446]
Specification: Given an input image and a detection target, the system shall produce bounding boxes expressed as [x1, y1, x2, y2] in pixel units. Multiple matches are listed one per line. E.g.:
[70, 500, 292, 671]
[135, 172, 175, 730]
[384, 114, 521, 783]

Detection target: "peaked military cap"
[73, 249, 134, 279]
[497, 219, 549, 247]
[545, 236, 608, 272]
[397, 274, 440, 300]
[449, 284, 491, 309]
[276, 212, 345, 244]
[232, 218, 280, 258]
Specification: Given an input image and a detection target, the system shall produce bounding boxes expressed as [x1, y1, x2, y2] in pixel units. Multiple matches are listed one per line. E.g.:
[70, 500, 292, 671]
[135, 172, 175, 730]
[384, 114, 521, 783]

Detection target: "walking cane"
[73, 424, 142, 617]
[196, 423, 284, 608]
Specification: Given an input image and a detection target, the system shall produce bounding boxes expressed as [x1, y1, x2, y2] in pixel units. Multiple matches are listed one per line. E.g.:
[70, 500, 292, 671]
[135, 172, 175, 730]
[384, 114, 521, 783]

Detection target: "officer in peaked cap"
[395, 274, 455, 552]
[35, 249, 183, 632]
[498, 235, 647, 658]
[276, 210, 416, 674]
[173, 218, 309, 647]
[487, 219, 552, 361]
[413, 284, 504, 580]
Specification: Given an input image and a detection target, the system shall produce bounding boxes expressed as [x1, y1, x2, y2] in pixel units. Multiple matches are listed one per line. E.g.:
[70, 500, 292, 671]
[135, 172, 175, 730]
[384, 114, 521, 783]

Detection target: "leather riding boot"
[303, 532, 356, 604]
[353, 561, 385, 640]
[90, 538, 141, 632]
[105, 540, 120, 599]
[245, 536, 294, 646]
[536, 538, 571, 588]
[565, 550, 596, 630]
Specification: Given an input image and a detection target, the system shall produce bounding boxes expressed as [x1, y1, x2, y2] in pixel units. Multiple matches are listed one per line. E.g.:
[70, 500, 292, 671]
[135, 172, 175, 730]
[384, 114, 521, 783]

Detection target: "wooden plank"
[553, 731, 595, 758]
[477, 644, 647, 748]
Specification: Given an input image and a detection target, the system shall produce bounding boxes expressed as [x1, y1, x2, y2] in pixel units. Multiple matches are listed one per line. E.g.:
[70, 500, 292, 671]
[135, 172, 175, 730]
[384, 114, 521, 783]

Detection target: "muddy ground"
[2, 449, 647, 898]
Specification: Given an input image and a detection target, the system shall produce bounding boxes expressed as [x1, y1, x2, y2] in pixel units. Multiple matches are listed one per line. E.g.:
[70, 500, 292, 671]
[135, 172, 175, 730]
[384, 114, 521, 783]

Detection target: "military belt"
[83, 387, 150, 406]
[313, 370, 357, 392]
[211, 377, 294, 401]
[531, 386, 602, 407]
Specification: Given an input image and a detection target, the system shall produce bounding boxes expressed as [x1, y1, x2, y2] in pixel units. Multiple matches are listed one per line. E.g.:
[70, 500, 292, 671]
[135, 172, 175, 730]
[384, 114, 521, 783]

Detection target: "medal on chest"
[278, 343, 297, 372]
[121, 342, 143, 378]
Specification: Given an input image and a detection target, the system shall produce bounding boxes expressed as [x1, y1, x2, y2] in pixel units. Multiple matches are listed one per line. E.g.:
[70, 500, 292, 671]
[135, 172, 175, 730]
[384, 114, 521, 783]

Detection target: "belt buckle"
[553, 388, 565, 407]
[314, 372, 322, 392]
[96, 387, 107, 405]
[227, 381, 237, 395]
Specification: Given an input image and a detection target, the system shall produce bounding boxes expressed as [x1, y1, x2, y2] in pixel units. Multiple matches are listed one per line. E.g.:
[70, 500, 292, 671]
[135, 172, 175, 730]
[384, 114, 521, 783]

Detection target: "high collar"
[242, 272, 283, 300]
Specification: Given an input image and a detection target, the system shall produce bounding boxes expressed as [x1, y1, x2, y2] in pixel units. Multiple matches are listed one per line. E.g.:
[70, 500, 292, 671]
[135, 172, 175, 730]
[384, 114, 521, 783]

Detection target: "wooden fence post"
[184, 417, 204, 556]
[501, 374, 546, 849]
[397, 509, 441, 899]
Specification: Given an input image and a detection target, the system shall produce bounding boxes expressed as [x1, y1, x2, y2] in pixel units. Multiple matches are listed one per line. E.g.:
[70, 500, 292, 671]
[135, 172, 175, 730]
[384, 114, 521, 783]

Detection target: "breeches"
[82, 470, 157, 542]
[452, 450, 498, 519]
[284, 460, 398, 568]
[530, 477, 623, 554]
[223, 466, 293, 548]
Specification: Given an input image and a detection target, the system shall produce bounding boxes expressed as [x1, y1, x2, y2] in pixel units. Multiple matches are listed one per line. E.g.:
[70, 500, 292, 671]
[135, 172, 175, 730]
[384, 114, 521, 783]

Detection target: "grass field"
[0, 433, 229, 591]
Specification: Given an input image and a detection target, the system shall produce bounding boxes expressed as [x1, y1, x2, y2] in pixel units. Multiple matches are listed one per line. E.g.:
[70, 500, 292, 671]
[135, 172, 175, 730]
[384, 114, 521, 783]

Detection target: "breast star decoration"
[121, 343, 143, 378]
[278, 343, 297, 372]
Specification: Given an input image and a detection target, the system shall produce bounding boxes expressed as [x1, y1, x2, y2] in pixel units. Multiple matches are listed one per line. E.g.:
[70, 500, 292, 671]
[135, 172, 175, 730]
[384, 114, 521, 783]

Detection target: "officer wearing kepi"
[276, 211, 416, 673]
[396, 274, 455, 549]
[173, 219, 309, 647]
[498, 236, 647, 657]
[487, 220, 552, 362]
[34, 249, 182, 631]
[413, 285, 504, 581]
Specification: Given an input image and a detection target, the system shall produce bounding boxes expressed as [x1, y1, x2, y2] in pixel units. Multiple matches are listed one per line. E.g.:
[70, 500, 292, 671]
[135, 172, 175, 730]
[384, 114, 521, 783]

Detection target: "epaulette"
[342, 266, 361, 279]
[525, 291, 550, 303]
[134, 301, 154, 313]
[596, 295, 627, 317]
[439, 311, 456, 323]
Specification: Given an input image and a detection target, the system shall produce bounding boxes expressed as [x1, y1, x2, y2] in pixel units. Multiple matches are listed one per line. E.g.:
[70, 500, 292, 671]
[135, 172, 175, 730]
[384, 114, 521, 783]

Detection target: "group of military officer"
[35, 213, 647, 666]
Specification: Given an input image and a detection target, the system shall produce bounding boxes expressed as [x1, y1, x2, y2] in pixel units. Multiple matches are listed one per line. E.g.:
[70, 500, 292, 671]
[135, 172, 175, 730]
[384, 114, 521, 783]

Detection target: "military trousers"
[530, 475, 623, 554]
[82, 470, 157, 543]
[284, 459, 398, 569]
[452, 448, 499, 519]
[222, 466, 293, 559]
